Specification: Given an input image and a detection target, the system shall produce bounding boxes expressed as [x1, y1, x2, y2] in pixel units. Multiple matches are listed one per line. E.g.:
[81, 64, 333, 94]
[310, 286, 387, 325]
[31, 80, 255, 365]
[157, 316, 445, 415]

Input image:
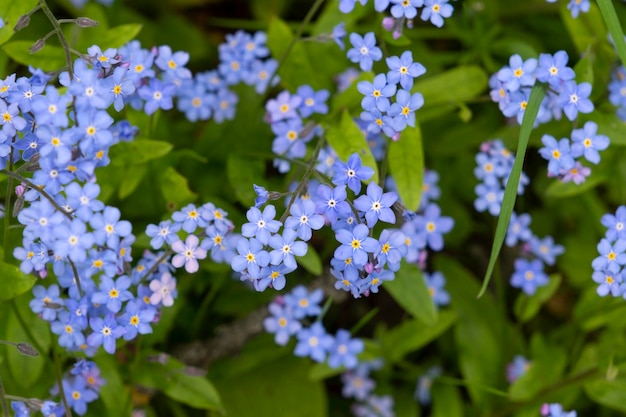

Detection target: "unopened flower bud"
[29, 38, 45, 54]
[16, 342, 38, 357]
[75, 17, 98, 28]
[382, 17, 395, 31]
[267, 191, 283, 201]
[14, 14, 30, 31]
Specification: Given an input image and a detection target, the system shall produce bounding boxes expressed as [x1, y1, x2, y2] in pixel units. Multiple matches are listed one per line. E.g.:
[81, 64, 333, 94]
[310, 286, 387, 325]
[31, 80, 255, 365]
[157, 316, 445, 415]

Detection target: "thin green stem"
[264, 0, 326, 99]
[138, 249, 172, 283]
[52, 344, 73, 417]
[597, 0, 626, 67]
[0, 374, 9, 417]
[280, 135, 326, 224]
[39, 0, 73, 80]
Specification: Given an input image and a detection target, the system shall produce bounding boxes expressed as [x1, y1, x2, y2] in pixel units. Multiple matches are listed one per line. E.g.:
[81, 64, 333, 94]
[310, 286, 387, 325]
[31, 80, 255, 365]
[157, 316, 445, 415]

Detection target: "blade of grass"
[478, 83, 547, 298]
[597, 0, 626, 67]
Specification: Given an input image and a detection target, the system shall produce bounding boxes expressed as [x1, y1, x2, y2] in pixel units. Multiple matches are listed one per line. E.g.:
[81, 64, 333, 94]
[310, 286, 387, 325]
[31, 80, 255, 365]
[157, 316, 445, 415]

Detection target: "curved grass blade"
[597, 0, 626, 67]
[478, 83, 547, 298]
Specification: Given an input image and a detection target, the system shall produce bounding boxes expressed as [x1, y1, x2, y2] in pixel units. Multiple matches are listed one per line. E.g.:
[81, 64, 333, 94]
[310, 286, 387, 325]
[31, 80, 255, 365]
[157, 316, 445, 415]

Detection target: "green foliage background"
[1, 0, 626, 416]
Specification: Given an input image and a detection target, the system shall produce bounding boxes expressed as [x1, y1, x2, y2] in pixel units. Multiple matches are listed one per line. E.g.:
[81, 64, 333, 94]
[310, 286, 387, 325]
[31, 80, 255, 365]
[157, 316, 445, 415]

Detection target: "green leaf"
[384, 261, 437, 325]
[388, 122, 424, 211]
[479, 83, 547, 297]
[135, 354, 222, 411]
[514, 274, 561, 322]
[0, 260, 36, 301]
[3, 41, 66, 71]
[435, 256, 514, 405]
[266, 17, 328, 90]
[326, 110, 379, 185]
[585, 378, 626, 412]
[6, 295, 50, 388]
[431, 382, 464, 417]
[95, 24, 142, 48]
[297, 245, 322, 275]
[96, 353, 132, 416]
[0, 0, 39, 46]
[509, 334, 568, 401]
[226, 154, 265, 207]
[564, 1, 609, 55]
[110, 139, 173, 165]
[118, 164, 147, 199]
[415, 66, 488, 108]
[160, 166, 197, 211]
[381, 311, 456, 362]
[215, 354, 326, 417]
[597, 0, 626, 66]
[544, 173, 606, 198]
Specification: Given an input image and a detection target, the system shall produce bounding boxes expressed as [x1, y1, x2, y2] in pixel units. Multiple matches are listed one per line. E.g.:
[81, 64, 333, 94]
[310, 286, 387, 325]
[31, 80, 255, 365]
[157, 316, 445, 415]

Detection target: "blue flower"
[570, 121, 609, 164]
[339, 0, 367, 13]
[388, 89, 424, 130]
[87, 313, 126, 354]
[497, 54, 537, 92]
[89, 206, 132, 249]
[118, 299, 156, 341]
[353, 182, 398, 227]
[63, 376, 99, 415]
[316, 184, 351, 224]
[265, 90, 301, 122]
[592, 270, 623, 297]
[332, 153, 375, 194]
[567, 0, 590, 18]
[506, 212, 532, 247]
[30, 284, 64, 321]
[386, 51, 426, 90]
[269, 228, 308, 270]
[601, 206, 626, 242]
[557, 81, 594, 121]
[538, 134, 575, 176]
[294, 322, 334, 362]
[241, 205, 282, 245]
[535, 51, 575, 88]
[375, 229, 406, 272]
[335, 223, 380, 267]
[510, 258, 549, 295]
[421, 0, 454, 27]
[529, 235, 564, 266]
[263, 302, 301, 345]
[346, 32, 383, 72]
[231, 237, 270, 279]
[357, 73, 397, 112]
[413, 203, 454, 251]
[284, 199, 325, 241]
[507, 355, 530, 383]
[146, 220, 181, 249]
[424, 271, 450, 306]
[360, 108, 399, 138]
[592, 238, 626, 273]
[284, 285, 324, 319]
[332, 22, 347, 49]
[361, 269, 394, 294]
[296, 84, 330, 117]
[327, 329, 364, 369]
[138, 78, 176, 115]
[91, 275, 133, 313]
[390, 0, 422, 19]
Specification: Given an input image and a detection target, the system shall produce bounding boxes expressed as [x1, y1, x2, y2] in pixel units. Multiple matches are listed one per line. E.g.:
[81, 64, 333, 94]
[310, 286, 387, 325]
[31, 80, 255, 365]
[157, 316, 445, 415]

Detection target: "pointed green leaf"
[118, 164, 147, 199]
[226, 154, 265, 207]
[381, 311, 456, 362]
[431, 382, 463, 417]
[0, 260, 36, 301]
[110, 139, 173, 165]
[326, 110, 379, 185]
[415, 66, 488, 107]
[597, 0, 626, 67]
[296, 246, 322, 275]
[388, 122, 424, 211]
[0, 0, 39, 46]
[585, 377, 626, 412]
[545, 173, 606, 198]
[135, 354, 222, 411]
[3, 41, 66, 71]
[384, 261, 437, 325]
[160, 166, 197, 211]
[479, 83, 547, 297]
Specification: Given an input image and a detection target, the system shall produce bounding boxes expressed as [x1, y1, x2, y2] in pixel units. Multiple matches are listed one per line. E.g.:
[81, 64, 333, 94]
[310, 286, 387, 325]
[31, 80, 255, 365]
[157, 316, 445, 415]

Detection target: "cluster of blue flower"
[591, 206, 626, 297]
[263, 285, 365, 367]
[265, 86, 329, 173]
[340, 0, 454, 32]
[490, 51, 594, 125]
[356, 50, 426, 140]
[339, 360, 394, 417]
[474, 140, 564, 295]
[11, 360, 103, 416]
[608, 65, 626, 121]
[538, 121, 609, 184]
